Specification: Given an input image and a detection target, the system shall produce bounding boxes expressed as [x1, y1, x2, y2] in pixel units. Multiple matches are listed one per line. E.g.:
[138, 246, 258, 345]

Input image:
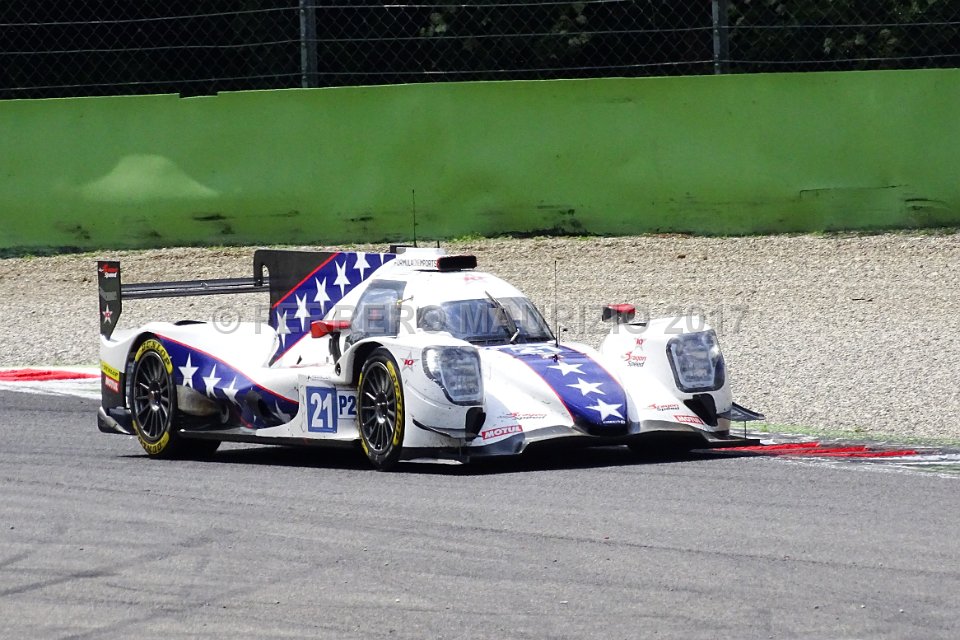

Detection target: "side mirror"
[601, 304, 636, 324]
[310, 319, 351, 338]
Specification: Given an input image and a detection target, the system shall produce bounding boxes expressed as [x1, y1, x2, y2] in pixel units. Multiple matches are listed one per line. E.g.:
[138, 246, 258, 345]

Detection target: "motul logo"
[482, 425, 523, 440]
[674, 414, 705, 426]
[103, 376, 120, 393]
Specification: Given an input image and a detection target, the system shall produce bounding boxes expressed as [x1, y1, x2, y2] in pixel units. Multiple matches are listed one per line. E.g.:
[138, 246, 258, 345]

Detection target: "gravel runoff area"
[1, 232, 958, 441]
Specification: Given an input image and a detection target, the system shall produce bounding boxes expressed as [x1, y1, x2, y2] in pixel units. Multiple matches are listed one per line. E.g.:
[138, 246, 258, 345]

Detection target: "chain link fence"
[1, 1, 958, 100]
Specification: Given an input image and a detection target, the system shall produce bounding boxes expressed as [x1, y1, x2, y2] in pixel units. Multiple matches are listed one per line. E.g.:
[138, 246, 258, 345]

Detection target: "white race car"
[97, 247, 762, 469]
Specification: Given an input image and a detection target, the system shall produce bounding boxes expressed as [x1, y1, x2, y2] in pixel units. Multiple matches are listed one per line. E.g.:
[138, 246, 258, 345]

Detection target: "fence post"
[712, 0, 729, 74]
[299, 0, 318, 88]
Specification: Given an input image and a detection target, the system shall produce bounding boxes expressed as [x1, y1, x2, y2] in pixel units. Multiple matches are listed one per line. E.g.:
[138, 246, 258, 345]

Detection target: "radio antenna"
[411, 189, 418, 248]
[554, 258, 560, 348]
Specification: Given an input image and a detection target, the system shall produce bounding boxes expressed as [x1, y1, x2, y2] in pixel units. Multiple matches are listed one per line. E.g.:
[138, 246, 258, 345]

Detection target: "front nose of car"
[479, 346, 630, 433]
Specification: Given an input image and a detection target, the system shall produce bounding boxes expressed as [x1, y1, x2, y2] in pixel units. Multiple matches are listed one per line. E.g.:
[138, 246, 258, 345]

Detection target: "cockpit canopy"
[348, 274, 554, 346]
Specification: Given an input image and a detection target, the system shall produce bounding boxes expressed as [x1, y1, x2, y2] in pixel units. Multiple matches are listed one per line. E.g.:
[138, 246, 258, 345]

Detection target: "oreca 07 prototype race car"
[97, 247, 763, 469]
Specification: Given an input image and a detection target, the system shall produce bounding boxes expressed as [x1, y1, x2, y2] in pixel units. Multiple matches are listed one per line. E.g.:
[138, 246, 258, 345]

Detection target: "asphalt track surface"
[2, 391, 959, 640]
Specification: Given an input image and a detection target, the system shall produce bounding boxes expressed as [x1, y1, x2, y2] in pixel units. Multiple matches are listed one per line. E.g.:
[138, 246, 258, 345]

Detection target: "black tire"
[129, 338, 219, 460]
[357, 348, 405, 470]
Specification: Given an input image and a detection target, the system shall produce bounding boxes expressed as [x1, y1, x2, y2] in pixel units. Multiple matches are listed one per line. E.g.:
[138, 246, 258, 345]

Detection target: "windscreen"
[418, 296, 553, 345]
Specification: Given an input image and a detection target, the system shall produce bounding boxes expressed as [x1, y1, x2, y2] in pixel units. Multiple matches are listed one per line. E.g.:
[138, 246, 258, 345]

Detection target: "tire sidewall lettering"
[140, 431, 169, 455]
[357, 370, 371, 455]
[135, 338, 173, 374]
[386, 360, 404, 447]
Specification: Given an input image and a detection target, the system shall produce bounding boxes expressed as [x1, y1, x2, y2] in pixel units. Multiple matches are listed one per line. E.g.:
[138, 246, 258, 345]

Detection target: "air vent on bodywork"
[465, 408, 486, 439]
[684, 394, 719, 427]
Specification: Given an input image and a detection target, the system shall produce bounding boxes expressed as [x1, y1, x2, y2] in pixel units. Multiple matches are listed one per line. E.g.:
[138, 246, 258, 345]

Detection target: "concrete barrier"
[1, 69, 958, 253]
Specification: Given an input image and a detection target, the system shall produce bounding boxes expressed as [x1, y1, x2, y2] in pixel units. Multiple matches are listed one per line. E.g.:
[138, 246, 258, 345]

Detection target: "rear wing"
[96, 250, 340, 339]
[97, 247, 485, 364]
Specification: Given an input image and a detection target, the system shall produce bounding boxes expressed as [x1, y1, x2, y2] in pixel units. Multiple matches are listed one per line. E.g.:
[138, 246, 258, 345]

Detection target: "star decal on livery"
[202, 364, 221, 398]
[151, 338, 300, 431]
[353, 253, 370, 279]
[548, 361, 583, 377]
[496, 344, 628, 430]
[179, 354, 198, 388]
[568, 377, 605, 396]
[276, 309, 291, 346]
[294, 293, 310, 331]
[101, 307, 113, 324]
[587, 399, 624, 422]
[334, 260, 351, 296]
[222, 377, 239, 404]
[313, 277, 330, 311]
[268, 252, 396, 364]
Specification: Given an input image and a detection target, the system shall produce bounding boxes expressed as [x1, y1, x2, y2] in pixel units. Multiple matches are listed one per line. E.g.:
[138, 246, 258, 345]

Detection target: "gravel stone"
[1, 232, 957, 440]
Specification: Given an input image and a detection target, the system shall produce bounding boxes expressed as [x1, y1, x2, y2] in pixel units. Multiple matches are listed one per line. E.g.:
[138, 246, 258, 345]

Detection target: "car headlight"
[422, 346, 483, 405]
[666, 330, 725, 392]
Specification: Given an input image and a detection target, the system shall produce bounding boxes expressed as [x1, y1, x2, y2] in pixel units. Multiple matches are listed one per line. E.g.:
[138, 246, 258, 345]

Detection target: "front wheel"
[357, 348, 405, 470]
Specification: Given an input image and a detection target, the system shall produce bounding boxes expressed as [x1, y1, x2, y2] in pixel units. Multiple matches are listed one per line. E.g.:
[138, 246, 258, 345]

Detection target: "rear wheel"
[130, 338, 219, 459]
[357, 349, 405, 470]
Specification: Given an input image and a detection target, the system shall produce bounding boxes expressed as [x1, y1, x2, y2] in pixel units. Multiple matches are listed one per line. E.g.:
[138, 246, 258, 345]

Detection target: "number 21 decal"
[307, 387, 357, 433]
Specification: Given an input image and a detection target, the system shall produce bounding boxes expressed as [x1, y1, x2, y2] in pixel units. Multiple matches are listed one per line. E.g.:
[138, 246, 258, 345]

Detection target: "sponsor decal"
[498, 412, 548, 421]
[647, 403, 680, 412]
[674, 414, 705, 426]
[393, 256, 438, 268]
[463, 274, 485, 283]
[482, 425, 523, 440]
[100, 361, 121, 382]
[623, 339, 647, 367]
[103, 376, 120, 393]
[623, 352, 646, 367]
[101, 360, 121, 392]
[98, 264, 119, 278]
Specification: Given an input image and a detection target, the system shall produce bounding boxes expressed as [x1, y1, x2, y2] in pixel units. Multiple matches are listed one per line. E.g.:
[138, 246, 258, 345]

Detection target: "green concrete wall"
[1, 69, 958, 253]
